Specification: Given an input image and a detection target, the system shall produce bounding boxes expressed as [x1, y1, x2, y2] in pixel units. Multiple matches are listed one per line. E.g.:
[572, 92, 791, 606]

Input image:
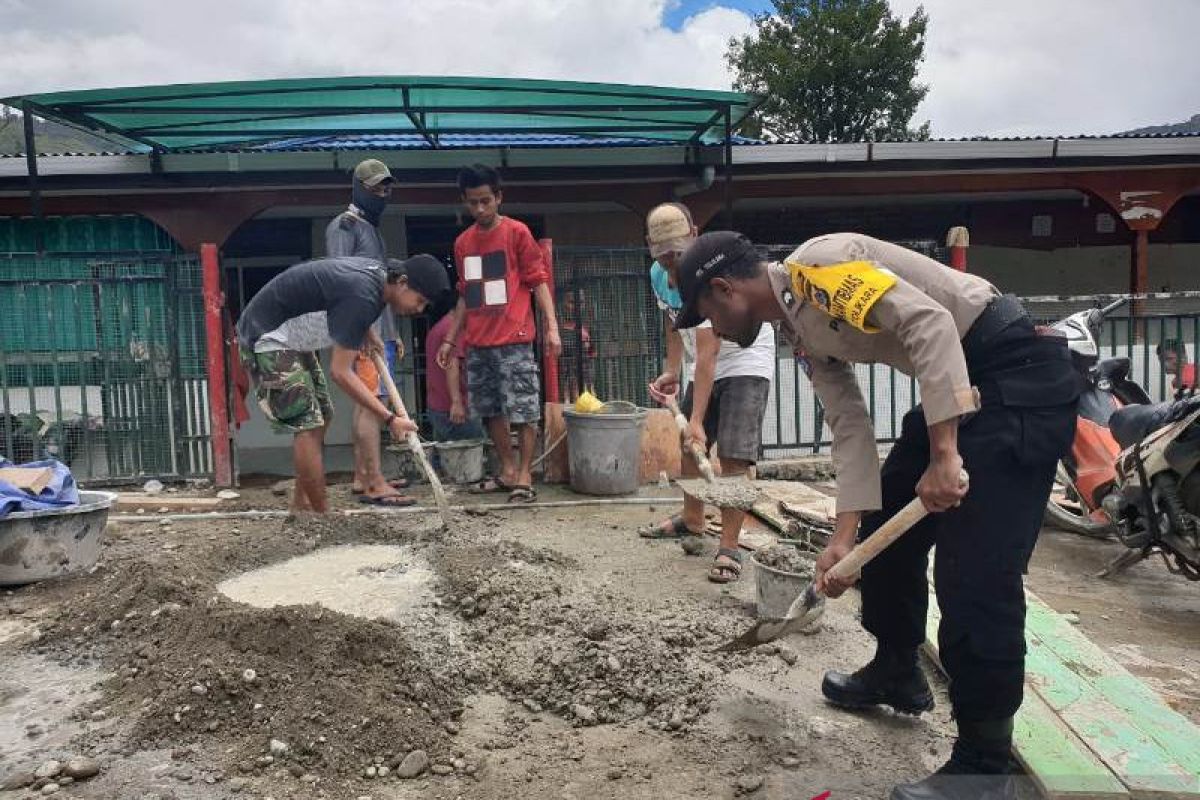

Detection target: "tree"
[727, 0, 931, 143]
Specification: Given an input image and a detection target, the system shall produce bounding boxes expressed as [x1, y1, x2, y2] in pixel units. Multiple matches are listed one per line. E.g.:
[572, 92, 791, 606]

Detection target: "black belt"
[962, 295, 1080, 408]
[961, 294, 1028, 362]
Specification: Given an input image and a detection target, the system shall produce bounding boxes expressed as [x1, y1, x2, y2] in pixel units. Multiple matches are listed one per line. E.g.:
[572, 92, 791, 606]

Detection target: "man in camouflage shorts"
[240, 348, 333, 434]
[236, 255, 449, 513]
[466, 343, 542, 427]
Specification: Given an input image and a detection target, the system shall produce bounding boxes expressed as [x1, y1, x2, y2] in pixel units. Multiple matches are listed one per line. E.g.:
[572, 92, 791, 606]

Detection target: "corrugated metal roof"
[251, 132, 763, 151]
[4, 76, 762, 152]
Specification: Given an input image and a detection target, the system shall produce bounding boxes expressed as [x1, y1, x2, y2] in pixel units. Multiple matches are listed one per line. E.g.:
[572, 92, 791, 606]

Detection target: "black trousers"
[857, 316, 1078, 722]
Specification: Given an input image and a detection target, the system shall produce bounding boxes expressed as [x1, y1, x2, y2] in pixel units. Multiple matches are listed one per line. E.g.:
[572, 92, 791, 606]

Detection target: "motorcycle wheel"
[1044, 462, 1117, 538]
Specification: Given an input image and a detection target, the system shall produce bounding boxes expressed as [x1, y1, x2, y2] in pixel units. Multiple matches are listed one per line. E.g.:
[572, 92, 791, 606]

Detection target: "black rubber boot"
[821, 645, 934, 715]
[890, 718, 1017, 800]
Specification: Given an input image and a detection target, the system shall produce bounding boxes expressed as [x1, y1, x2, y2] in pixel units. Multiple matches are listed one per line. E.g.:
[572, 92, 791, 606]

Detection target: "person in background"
[437, 164, 561, 504]
[1158, 338, 1196, 399]
[557, 284, 596, 400]
[325, 158, 411, 505]
[425, 310, 485, 443]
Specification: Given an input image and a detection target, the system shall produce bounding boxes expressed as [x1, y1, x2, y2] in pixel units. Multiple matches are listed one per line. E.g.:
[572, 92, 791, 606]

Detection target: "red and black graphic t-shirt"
[453, 217, 549, 348]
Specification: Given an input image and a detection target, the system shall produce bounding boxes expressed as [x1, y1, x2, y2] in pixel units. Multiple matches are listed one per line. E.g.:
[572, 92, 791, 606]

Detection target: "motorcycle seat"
[1110, 396, 1200, 449]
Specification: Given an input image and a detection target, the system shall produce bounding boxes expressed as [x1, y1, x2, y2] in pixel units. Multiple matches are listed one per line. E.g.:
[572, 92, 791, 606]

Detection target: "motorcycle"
[1102, 394, 1200, 579]
[1044, 298, 1150, 537]
[1044, 297, 1200, 579]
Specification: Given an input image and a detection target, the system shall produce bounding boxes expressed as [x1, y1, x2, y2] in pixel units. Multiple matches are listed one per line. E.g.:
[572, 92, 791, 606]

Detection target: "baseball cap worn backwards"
[674, 231, 760, 329]
[354, 159, 394, 187]
[387, 255, 450, 302]
[646, 203, 693, 259]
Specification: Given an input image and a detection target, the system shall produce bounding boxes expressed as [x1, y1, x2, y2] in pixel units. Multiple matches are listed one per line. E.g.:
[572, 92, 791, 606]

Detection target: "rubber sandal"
[470, 476, 512, 494]
[352, 478, 409, 494]
[357, 494, 417, 507]
[708, 547, 743, 584]
[639, 513, 702, 539]
[507, 485, 537, 504]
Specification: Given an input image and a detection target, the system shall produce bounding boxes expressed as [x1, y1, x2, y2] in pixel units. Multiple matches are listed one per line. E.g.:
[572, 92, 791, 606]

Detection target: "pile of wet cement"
[433, 539, 730, 731]
[20, 511, 748, 785]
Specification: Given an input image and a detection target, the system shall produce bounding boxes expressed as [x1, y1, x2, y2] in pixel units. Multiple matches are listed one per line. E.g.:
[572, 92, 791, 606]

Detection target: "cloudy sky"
[1, 0, 1196, 138]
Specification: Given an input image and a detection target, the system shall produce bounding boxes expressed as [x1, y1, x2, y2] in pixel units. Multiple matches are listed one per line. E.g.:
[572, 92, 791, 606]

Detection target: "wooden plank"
[115, 493, 224, 510]
[925, 599, 1130, 800]
[0, 466, 54, 494]
[1024, 593, 1200, 780]
[1024, 630, 1199, 797]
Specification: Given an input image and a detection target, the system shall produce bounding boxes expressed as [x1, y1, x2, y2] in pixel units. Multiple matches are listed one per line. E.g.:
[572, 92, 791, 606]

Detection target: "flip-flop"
[470, 476, 512, 494]
[638, 513, 703, 539]
[357, 494, 417, 507]
[507, 485, 537, 504]
[352, 478, 410, 494]
[707, 547, 743, 584]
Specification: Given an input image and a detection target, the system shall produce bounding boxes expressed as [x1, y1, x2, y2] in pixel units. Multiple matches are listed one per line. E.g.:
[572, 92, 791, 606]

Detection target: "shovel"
[372, 353, 451, 528]
[717, 470, 968, 652]
[662, 393, 760, 512]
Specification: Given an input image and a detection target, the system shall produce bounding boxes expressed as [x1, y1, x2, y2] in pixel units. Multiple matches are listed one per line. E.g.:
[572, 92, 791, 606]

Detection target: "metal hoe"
[718, 470, 969, 652]
[372, 353, 451, 528]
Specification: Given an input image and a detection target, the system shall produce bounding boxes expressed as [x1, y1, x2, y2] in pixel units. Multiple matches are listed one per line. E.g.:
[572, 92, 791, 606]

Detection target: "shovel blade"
[715, 584, 824, 652]
[675, 477, 761, 511]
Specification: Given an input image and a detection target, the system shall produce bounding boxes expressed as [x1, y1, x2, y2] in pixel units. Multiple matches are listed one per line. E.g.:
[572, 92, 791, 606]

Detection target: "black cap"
[386, 255, 451, 303]
[674, 231, 760, 329]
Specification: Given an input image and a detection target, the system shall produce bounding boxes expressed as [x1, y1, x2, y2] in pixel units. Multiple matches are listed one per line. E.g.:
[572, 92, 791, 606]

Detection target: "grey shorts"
[466, 343, 542, 425]
[681, 375, 770, 463]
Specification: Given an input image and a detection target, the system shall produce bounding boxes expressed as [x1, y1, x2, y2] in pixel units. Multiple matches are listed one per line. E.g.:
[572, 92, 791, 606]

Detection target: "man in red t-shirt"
[437, 164, 561, 502]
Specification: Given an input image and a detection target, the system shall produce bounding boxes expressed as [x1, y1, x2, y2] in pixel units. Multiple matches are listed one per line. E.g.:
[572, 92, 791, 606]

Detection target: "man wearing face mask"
[323, 159, 413, 506]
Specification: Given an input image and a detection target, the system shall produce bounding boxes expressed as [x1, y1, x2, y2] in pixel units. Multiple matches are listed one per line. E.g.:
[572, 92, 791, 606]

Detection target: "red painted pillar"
[946, 226, 969, 271]
[201, 243, 234, 487]
[538, 238, 560, 405]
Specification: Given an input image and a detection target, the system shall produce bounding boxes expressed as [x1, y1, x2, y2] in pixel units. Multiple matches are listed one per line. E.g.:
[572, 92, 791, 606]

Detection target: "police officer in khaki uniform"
[672, 231, 1079, 800]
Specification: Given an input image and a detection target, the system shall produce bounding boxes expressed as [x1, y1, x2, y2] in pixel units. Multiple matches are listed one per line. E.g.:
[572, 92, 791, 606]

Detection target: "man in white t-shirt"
[640, 203, 776, 584]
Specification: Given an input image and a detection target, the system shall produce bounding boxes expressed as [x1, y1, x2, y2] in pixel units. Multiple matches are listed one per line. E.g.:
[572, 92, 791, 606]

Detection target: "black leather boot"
[891, 718, 1017, 800]
[821, 645, 934, 714]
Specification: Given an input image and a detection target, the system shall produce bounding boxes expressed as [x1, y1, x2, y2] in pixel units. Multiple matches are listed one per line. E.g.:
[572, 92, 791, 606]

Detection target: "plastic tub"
[0, 491, 117, 586]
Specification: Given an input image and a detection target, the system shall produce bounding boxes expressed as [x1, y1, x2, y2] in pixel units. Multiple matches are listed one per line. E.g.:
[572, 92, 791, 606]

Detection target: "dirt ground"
[0, 478, 1195, 800]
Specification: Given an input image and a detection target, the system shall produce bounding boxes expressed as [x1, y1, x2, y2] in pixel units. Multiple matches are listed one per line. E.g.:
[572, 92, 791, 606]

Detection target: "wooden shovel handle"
[372, 353, 419, 446]
[825, 470, 969, 583]
[664, 394, 717, 482]
[373, 353, 409, 417]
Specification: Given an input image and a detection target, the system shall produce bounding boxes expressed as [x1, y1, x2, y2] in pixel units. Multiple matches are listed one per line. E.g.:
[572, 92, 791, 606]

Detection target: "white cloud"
[890, 0, 1200, 137]
[0, 1, 1194, 138]
[0, 0, 754, 98]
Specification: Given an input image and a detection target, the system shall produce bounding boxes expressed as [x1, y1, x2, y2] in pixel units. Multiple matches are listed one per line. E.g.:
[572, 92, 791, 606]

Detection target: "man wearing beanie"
[324, 158, 413, 506]
[237, 255, 449, 514]
[671, 230, 1078, 800]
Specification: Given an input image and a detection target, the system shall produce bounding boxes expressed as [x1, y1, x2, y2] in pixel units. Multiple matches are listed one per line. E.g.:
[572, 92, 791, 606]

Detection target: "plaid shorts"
[240, 347, 333, 434]
[681, 375, 770, 463]
[466, 343, 541, 425]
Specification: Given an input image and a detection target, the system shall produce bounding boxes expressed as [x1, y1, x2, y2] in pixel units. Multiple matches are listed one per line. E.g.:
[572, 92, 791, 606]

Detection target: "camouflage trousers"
[240, 347, 333, 434]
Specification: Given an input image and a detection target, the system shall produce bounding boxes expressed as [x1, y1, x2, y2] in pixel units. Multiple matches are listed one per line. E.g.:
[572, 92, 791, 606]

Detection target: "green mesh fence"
[0, 252, 212, 482]
[551, 247, 664, 408]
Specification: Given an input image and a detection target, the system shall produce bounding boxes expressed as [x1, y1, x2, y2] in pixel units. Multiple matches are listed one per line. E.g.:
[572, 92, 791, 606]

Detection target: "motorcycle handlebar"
[1098, 297, 1129, 316]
